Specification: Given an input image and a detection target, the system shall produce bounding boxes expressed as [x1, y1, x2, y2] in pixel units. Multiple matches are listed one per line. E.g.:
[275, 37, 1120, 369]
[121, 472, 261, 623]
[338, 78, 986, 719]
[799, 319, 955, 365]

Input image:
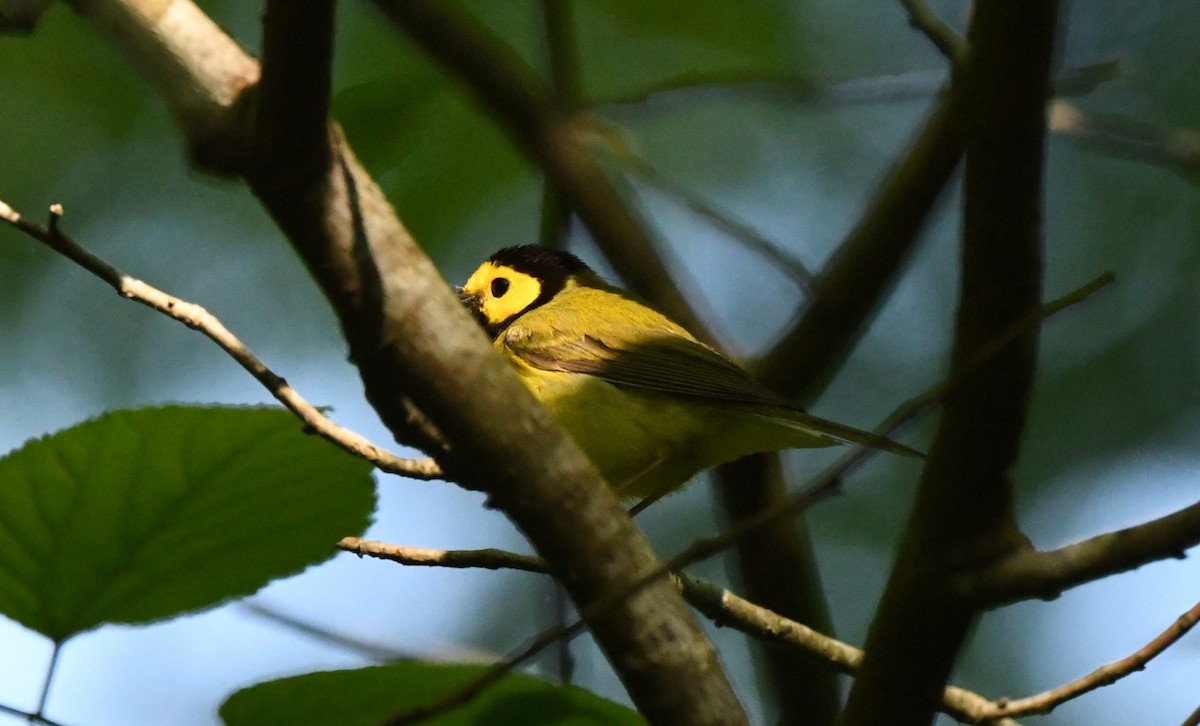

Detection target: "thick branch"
[66, 2, 745, 724]
[841, 1, 1059, 723]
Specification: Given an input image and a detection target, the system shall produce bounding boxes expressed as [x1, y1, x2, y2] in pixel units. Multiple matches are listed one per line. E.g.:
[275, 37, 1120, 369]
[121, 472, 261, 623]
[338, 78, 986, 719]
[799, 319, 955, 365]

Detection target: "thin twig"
[339, 537, 550, 573]
[899, 0, 966, 59]
[976, 599, 1200, 720]
[242, 601, 411, 662]
[614, 148, 816, 291]
[0, 702, 66, 726]
[598, 61, 1117, 111]
[676, 273, 1114, 573]
[0, 200, 444, 481]
[340, 538, 1022, 725]
[1050, 100, 1200, 183]
[33, 641, 61, 724]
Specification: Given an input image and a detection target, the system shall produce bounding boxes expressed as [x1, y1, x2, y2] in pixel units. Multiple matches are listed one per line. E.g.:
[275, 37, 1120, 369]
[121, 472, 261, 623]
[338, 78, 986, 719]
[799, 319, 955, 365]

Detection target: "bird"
[457, 245, 915, 507]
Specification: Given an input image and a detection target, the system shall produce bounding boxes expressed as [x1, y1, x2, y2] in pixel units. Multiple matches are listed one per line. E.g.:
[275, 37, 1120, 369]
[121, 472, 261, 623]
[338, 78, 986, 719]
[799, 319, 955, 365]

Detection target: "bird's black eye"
[491, 277, 510, 298]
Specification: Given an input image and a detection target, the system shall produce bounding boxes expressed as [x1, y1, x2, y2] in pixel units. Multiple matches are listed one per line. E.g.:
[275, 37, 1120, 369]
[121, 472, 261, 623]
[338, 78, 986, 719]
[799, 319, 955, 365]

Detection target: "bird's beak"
[456, 286, 490, 332]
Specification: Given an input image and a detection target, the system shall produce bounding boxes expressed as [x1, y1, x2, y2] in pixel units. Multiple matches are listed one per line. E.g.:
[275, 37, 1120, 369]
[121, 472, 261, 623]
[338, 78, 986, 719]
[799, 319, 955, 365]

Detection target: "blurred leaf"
[220, 662, 645, 726]
[0, 405, 375, 642]
[573, 0, 797, 99]
[335, 76, 532, 252]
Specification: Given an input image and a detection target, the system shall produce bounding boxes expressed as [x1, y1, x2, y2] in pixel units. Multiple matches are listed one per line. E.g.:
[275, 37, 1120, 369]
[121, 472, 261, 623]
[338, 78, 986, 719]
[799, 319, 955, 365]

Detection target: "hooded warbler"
[458, 245, 914, 505]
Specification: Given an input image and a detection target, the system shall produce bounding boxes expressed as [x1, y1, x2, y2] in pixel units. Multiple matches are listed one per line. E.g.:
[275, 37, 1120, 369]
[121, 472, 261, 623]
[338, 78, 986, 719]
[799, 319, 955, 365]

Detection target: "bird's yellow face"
[458, 246, 589, 338]
[459, 261, 544, 337]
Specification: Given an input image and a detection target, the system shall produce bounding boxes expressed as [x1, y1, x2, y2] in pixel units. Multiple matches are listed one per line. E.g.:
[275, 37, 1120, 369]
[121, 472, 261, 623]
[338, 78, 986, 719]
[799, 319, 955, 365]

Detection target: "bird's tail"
[764, 408, 923, 459]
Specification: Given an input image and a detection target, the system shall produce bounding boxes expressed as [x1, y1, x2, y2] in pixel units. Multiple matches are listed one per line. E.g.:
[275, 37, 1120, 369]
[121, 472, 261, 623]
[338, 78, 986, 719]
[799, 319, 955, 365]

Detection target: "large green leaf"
[220, 662, 645, 726]
[0, 405, 376, 642]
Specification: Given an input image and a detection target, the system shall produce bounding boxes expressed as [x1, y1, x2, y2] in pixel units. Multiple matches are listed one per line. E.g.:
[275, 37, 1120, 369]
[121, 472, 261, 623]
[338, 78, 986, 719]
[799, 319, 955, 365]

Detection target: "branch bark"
[841, 1, 1059, 723]
[65, 2, 746, 723]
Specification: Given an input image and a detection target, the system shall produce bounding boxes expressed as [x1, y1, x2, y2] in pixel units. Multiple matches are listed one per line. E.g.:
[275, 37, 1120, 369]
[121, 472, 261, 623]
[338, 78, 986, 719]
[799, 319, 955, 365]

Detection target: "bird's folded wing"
[512, 330, 787, 407]
[510, 328, 923, 459]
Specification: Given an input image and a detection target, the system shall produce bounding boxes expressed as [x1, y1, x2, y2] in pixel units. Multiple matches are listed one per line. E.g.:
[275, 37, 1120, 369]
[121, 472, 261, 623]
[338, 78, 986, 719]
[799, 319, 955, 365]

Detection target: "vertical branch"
[841, 1, 1059, 723]
[537, 0, 580, 249]
[714, 95, 964, 726]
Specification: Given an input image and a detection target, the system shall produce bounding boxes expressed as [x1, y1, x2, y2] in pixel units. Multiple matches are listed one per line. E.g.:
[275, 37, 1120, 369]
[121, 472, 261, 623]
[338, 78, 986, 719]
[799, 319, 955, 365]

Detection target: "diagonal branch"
[974, 598, 1200, 720]
[755, 94, 962, 403]
[963, 498, 1200, 606]
[338, 537, 1023, 726]
[0, 200, 443, 480]
[898, 0, 966, 59]
[52, 3, 747, 723]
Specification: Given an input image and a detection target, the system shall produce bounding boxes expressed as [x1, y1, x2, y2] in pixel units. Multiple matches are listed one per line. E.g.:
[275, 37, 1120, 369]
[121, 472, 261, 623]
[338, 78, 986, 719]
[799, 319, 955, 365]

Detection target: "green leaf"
[0, 405, 376, 642]
[220, 662, 646, 726]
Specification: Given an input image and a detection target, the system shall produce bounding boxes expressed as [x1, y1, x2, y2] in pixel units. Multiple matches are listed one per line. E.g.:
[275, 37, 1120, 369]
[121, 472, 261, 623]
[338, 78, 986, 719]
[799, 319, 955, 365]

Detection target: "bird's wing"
[506, 323, 922, 459]
[509, 326, 787, 407]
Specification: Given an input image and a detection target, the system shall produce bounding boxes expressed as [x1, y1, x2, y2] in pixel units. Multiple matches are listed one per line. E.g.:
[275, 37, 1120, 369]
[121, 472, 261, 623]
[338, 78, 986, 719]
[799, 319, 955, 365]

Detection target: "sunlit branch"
[0, 200, 445, 481]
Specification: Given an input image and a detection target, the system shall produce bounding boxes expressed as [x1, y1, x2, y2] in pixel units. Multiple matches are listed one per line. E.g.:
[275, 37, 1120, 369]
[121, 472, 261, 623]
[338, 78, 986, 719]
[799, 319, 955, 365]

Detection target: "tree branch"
[338, 537, 1025, 726]
[841, 0, 1060, 721]
[963, 498, 1200, 606]
[1049, 99, 1200, 183]
[0, 200, 443, 480]
[61, 3, 746, 724]
[898, 0, 966, 59]
[755, 94, 962, 403]
[973, 598, 1200, 720]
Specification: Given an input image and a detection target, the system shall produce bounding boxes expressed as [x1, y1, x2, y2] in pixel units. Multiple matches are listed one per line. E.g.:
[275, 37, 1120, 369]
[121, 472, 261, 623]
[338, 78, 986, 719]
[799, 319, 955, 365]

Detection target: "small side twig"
[338, 537, 550, 573]
[0, 702, 66, 726]
[899, 0, 966, 59]
[974, 599, 1200, 721]
[1050, 100, 1200, 183]
[242, 601, 411, 662]
[0, 200, 444, 481]
[341, 537, 1022, 725]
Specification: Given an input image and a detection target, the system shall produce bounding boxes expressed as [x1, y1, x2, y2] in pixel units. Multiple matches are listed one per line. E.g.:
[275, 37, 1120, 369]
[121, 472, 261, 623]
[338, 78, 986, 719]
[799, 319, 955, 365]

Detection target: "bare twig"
[339, 537, 550, 573]
[0, 200, 445, 481]
[598, 61, 1117, 111]
[976, 599, 1200, 720]
[0, 702, 66, 726]
[899, 0, 966, 59]
[242, 601, 411, 662]
[1050, 100, 1200, 183]
[612, 148, 816, 291]
[755, 94, 962, 402]
[340, 538, 1025, 725]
